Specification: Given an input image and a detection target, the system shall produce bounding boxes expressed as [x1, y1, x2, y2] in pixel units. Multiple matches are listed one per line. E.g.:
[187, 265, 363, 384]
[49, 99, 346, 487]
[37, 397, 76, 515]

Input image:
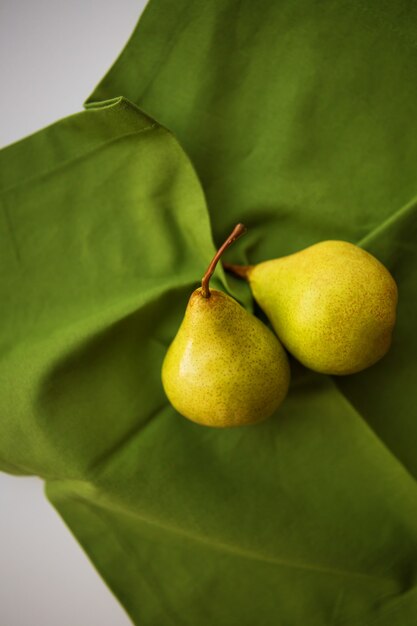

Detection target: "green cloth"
[2, 1, 417, 624]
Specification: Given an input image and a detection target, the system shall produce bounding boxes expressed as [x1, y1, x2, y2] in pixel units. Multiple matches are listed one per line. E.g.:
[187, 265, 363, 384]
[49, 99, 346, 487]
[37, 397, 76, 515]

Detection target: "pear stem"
[223, 262, 253, 280]
[201, 224, 247, 298]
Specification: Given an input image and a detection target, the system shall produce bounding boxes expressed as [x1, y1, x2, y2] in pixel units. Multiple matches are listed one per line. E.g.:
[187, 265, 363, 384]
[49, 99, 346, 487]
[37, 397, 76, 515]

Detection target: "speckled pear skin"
[162, 288, 290, 427]
[248, 241, 398, 375]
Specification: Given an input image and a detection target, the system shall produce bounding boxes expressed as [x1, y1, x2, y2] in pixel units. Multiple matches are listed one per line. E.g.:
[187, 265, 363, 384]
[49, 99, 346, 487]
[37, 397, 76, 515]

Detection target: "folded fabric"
[1, 1, 417, 624]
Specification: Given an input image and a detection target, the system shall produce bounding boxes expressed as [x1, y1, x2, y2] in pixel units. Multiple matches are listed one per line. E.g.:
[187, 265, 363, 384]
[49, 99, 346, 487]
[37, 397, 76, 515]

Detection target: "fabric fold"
[2, 1, 417, 624]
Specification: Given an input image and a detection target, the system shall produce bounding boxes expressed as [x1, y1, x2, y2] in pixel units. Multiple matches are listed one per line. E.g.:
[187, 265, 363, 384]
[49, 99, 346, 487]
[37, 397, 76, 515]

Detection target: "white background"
[0, 1, 148, 624]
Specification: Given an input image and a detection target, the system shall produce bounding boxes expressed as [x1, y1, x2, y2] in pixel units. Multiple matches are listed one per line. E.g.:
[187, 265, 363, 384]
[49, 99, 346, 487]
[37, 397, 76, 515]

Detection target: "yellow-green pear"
[226, 241, 398, 375]
[162, 225, 290, 427]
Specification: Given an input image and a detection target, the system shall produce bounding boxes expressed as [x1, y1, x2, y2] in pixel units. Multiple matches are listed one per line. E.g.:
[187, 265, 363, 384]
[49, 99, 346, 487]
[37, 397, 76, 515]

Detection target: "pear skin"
[242, 241, 398, 375]
[162, 288, 290, 427]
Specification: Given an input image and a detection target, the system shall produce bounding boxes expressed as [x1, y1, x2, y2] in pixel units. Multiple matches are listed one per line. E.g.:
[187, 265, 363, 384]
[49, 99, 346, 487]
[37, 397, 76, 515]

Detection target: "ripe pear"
[162, 225, 290, 427]
[226, 241, 398, 375]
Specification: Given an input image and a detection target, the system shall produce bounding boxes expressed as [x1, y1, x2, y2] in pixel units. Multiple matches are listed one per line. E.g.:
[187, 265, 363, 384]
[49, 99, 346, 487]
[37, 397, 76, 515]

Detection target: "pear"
[162, 224, 290, 427]
[226, 241, 398, 375]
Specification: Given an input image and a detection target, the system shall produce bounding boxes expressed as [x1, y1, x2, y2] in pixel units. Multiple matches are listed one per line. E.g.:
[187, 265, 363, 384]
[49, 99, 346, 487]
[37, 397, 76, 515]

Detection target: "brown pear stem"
[201, 224, 247, 298]
[223, 262, 253, 280]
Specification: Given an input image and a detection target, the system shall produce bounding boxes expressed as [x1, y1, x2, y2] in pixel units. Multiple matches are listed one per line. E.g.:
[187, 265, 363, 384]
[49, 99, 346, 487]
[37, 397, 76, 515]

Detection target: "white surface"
[0, 1, 148, 624]
[0, 0, 147, 148]
[0, 476, 132, 626]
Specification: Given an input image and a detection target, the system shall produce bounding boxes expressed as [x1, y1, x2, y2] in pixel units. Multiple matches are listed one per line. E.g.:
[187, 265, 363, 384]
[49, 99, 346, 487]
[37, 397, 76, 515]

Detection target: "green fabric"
[2, 1, 417, 624]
